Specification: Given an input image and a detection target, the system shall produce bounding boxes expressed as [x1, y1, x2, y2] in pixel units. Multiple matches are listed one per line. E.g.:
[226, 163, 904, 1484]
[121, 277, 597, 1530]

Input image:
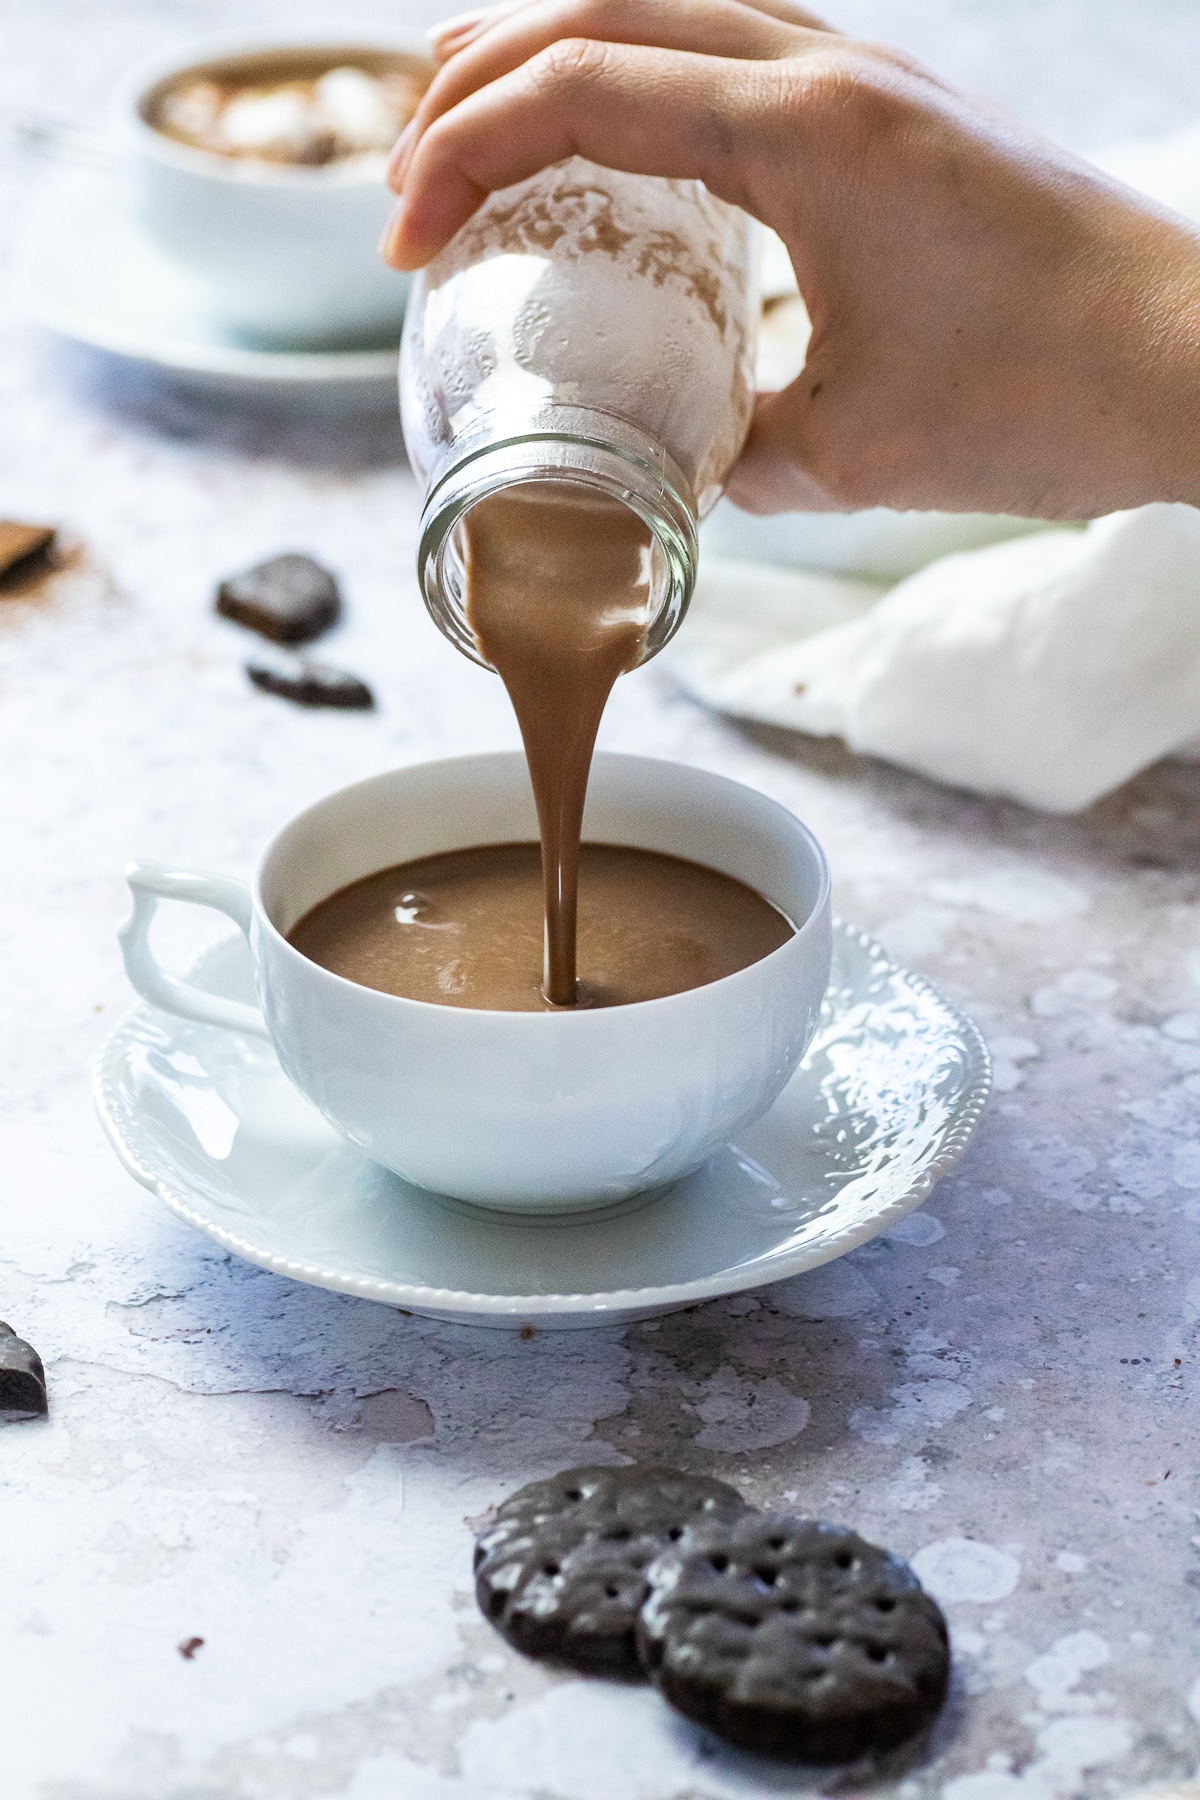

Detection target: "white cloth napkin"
[671, 507, 1200, 812]
[672, 124, 1200, 811]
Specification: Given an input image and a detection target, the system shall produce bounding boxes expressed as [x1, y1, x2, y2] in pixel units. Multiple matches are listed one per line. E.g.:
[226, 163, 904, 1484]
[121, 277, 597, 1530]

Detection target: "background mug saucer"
[94, 922, 991, 1330]
[13, 168, 402, 407]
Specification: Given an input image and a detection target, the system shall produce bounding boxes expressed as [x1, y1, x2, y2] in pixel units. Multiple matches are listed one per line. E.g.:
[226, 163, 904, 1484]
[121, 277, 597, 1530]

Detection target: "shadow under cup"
[253, 753, 833, 1213]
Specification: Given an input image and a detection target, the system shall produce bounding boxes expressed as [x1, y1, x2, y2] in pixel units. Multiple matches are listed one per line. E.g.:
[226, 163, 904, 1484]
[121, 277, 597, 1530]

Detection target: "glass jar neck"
[416, 403, 700, 672]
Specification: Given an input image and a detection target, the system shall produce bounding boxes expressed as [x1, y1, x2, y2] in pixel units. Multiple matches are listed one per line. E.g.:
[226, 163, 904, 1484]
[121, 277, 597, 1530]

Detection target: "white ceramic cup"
[118, 753, 832, 1214]
[112, 33, 432, 347]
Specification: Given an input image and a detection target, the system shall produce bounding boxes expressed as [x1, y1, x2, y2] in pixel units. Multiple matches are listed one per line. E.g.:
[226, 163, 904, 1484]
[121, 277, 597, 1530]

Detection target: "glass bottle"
[399, 157, 758, 667]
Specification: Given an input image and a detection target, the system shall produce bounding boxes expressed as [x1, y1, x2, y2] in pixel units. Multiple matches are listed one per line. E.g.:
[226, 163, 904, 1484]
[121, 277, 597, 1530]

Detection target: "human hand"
[382, 0, 1200, 519]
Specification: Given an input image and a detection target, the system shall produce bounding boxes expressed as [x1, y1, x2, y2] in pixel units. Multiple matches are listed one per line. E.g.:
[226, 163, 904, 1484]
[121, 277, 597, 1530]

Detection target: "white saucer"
[93, 924, 990, 1329]
[14, 170, 400, 403]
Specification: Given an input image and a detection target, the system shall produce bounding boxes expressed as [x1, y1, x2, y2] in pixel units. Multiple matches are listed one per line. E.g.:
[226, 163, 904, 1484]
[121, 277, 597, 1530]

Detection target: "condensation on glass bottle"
[400, 157, 759, 667]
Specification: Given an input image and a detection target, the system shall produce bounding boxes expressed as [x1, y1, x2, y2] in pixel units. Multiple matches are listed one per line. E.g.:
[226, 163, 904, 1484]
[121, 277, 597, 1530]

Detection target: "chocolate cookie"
[637, 1514, 949, 1761]
[0, 1321, 47, 1418]
[0, 521, 55, 584]
[476, 1465, 749, 1675]
[217, 552, 341, 644]
[247, 653, 374, 710]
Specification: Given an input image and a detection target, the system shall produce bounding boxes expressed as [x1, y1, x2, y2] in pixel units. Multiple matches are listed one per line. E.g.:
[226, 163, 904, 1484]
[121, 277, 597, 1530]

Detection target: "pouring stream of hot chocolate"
[464, 483, 654, 1005]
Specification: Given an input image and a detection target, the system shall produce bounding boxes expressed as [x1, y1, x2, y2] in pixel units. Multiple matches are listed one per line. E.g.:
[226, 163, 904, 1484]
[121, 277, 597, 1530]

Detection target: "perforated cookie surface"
[475, 1465, 749, 1676]
[637, 1514, 950, 1760]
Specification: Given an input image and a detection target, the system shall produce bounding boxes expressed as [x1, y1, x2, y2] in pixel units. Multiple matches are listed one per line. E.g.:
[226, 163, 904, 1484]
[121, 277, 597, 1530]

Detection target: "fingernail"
[388, 119, 418, 185]
[427, 7, 489, 43]
[378, 201, 408, 266]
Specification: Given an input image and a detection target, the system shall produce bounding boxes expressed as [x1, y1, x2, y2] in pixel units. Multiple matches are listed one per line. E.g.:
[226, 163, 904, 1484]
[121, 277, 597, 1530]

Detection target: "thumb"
[724, 382, 845, 513]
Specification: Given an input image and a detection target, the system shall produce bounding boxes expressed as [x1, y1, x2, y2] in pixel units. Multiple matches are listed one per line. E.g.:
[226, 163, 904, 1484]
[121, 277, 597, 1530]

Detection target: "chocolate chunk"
[476, 1465, 749, 1675]
[217, 552, 341, 644]
[0, 521, 56, 584]
[0, 1320, 48, 1418]
[247, 654, 374, 710]
[637, 1515, 949, 1761]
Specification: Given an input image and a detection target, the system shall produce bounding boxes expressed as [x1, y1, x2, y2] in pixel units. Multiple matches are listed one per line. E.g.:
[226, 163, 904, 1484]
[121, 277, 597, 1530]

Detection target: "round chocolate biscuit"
[637, 1514, 949, 1761]
[475, 1465, 749, 1675]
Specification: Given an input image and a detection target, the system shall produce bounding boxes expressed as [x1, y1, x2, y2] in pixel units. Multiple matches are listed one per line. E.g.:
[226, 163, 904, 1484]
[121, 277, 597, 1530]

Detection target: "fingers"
[394, 0, 809, 191]
[431, 1, 533, 64]
[731, 0, 831, 26]
[381, 38, 770, 268]
[430, 0, 831, 63]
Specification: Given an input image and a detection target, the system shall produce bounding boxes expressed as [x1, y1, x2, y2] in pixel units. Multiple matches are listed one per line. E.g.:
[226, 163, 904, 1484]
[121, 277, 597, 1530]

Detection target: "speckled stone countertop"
[2, 4, 1200, 1797]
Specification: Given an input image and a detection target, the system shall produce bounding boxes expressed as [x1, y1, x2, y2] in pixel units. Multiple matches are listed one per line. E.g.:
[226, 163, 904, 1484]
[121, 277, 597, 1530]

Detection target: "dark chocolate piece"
[247, 654, 374, 710]
[0, 1320, 48, 1418]
[637, 1514, 949, 1762]
[476, 1465, 749, 1675]
[0, 521, 56, 584]
[217, 552, 341, 644]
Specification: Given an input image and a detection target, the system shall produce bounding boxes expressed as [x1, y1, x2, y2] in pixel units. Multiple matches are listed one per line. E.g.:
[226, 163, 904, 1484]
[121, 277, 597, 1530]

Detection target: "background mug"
[111, 32, 432, 347]
[118, 752, 833, 1214]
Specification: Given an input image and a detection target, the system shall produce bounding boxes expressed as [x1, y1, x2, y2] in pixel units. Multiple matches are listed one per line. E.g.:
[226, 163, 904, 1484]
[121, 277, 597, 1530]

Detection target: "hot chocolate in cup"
[118, 753, 833, 1214]
[112, 33, 432, 347]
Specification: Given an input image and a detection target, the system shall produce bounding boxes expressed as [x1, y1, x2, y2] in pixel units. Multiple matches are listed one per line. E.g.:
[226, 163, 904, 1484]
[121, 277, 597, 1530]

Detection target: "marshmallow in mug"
[114, 36, 432, 347]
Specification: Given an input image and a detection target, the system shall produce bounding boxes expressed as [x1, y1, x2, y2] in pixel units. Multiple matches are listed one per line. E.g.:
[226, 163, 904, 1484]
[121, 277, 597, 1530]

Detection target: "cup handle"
[118, 859, 270, 1040]
[6, 111, 123, 169]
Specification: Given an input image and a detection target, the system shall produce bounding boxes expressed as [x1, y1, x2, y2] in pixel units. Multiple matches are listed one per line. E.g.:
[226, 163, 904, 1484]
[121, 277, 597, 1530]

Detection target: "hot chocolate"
[463, 483, 656, 1005]
[401, 166, 758, 1011]
[287, 841, 793, 1013]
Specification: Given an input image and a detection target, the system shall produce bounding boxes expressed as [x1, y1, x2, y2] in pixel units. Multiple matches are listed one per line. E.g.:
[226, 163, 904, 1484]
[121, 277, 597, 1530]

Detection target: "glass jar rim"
[416, 417, 700, 671]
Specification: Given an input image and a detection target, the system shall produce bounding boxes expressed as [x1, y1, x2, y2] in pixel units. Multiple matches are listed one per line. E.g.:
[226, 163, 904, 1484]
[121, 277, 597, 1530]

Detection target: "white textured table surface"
[2, 5, 1200, 1797]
